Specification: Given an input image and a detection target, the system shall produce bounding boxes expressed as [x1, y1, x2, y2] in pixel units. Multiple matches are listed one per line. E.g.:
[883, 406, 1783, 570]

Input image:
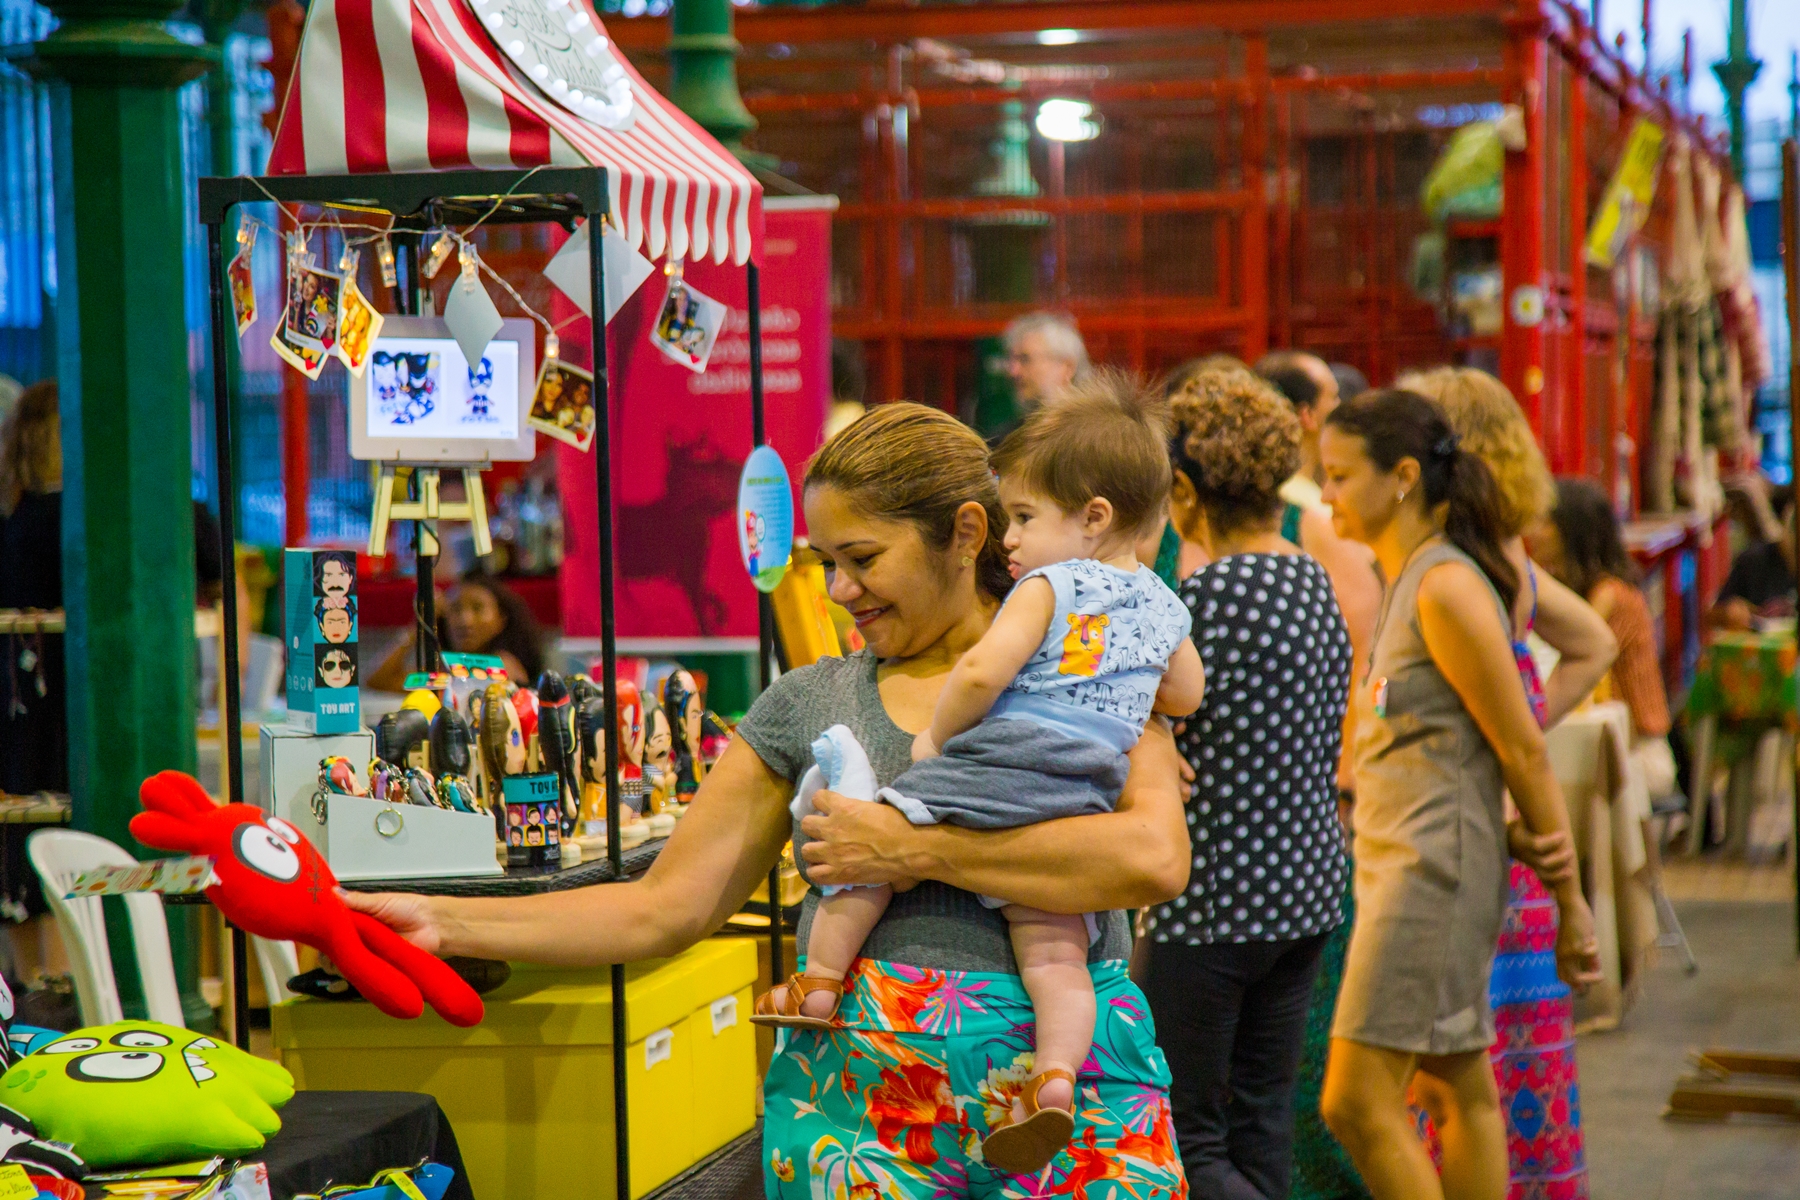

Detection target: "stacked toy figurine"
[318, 663, 734, 866]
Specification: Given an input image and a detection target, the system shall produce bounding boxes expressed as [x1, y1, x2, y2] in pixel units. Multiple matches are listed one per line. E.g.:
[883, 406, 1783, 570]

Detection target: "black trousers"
[1141, 933, 1329, 1200]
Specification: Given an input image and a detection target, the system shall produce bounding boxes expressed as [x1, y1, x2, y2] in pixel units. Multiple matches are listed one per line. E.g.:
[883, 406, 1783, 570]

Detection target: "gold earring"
[961, 555, 974, 567]
[1398, 490, 1406, 503]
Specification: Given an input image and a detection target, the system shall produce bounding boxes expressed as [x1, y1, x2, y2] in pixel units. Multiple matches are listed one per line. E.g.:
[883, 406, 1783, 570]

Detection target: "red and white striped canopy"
[266, 0, 762, 265]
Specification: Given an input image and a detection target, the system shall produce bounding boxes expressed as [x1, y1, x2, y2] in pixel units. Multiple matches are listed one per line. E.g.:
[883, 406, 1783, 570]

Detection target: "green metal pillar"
[1711, 0, 1762, 181]
[9, 1, 217, 1027]
[667, 0, 774, 170]
[199, 0, 245, 529]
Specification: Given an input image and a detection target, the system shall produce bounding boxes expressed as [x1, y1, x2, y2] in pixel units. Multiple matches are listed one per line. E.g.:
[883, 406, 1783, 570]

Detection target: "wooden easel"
[367, 465, 492, 557]
[1667, 1051, 1800, 1121]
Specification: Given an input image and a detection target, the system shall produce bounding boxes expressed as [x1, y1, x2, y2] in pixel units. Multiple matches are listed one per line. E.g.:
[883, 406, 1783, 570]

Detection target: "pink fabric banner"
[558, 202, 832, 638]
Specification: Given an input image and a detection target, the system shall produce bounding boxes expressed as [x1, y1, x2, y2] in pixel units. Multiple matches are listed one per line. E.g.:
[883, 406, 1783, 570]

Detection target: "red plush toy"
[130, 771, 482, 1027]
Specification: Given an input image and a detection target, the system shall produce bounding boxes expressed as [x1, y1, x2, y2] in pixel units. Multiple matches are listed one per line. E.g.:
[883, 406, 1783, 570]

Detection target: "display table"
[230, 1091, 473, 1200]
[1684, 630, 1798, 854]
[336, 838, 665, 896]
[273, 938, 759, 1200]
[1544, 702, 1657, 1031]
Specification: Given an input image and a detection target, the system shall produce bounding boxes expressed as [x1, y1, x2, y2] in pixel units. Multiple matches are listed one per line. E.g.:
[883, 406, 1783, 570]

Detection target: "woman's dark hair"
[1548, 478, 1637, 598]
[442, 575, 547, 682]
[1326, 389, 1520, 613]
[805, 402, 1013, 602]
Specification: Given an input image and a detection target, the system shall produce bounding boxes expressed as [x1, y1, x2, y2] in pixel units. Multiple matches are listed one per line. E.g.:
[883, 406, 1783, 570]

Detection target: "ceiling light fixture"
[1034, 98, 1100, 142]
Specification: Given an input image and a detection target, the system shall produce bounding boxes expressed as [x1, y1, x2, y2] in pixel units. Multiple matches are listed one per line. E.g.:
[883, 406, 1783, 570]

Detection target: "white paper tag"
[710, 994, 738, 1036]
[218, 1163, 271, 1200]
[644, 1027, 673, 1070]
[543, 219, 656, 322]
[442, 264, 504, 367]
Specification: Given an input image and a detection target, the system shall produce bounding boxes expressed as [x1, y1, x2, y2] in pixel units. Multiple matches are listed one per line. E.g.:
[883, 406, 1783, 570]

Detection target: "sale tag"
[0, 1164, 39, 1200]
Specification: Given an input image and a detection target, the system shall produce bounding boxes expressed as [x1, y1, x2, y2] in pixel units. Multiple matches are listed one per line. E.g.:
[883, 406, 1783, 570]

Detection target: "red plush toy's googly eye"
[234, 824, 301, 882]
[267, 817, 303, 846]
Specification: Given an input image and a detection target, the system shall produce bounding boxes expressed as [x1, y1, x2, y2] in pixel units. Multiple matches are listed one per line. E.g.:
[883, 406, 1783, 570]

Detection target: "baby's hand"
[911, 730, 939, 762]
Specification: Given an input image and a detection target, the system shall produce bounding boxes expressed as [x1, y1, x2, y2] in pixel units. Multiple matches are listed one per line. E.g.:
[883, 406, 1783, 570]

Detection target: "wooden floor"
[1662, 855, 1797, 904]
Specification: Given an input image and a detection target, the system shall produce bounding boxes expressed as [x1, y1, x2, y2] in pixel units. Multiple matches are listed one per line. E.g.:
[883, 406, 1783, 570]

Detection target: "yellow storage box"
[666, 941, 758, 1156]
[272, 937, 758, 1200]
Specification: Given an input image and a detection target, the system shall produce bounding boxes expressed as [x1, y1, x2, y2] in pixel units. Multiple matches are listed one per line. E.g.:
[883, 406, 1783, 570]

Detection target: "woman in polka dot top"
[1141, 367, 1353, 1200]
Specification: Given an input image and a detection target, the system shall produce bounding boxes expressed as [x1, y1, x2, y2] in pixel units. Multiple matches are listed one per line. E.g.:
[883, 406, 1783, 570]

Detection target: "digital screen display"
[364, 337, 521, 441]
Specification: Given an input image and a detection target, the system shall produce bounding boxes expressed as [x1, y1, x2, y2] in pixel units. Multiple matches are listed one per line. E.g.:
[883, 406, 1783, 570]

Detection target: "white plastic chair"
[27, 829, 186, 1029]
[252, 936, 301, 1005]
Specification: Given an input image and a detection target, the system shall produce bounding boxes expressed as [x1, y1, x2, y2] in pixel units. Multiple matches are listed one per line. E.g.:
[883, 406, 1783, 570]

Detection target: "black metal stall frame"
[197, 165, 778, 1200]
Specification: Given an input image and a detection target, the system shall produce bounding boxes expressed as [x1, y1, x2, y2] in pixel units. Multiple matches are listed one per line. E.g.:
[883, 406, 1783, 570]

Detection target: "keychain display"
[313, 663, 716, 868]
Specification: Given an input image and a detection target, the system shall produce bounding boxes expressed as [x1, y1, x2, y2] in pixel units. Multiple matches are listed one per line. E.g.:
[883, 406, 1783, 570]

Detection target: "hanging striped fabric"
[265, 0, 762, 266]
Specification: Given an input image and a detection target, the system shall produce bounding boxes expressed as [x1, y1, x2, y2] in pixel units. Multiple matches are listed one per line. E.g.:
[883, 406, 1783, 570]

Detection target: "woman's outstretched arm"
[800, 717, 1191, 912]
[342, 737, 795, 964]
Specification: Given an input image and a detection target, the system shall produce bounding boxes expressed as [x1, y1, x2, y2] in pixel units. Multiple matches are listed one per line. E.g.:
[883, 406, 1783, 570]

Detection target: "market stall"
[94, 0, 783, 1189]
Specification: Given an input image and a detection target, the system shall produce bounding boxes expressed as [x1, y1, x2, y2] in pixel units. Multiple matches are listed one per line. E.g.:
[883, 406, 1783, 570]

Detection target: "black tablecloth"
[243, 1092, 473, 1200]
[79, 1092, 471, 1200]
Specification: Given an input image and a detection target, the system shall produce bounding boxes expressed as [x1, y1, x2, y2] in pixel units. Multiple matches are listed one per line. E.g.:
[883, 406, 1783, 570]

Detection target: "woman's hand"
[338, 889, 444, 955]
[1507, 820, 1577, 886]
[800, 790, 919, 891]
[1554, 891, 1603, 991]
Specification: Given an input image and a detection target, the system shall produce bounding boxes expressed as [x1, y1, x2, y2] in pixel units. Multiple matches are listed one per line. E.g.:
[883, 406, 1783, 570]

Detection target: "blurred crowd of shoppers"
[975, 313, 1667, 1200]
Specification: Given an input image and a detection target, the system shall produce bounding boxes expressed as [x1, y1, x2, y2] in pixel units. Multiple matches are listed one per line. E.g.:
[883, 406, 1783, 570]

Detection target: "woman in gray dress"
[1314, 390, 1600, 1200]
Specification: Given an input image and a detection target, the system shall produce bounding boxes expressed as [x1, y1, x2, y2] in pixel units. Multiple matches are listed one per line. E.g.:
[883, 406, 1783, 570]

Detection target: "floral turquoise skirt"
[763, 958, 1189, 1200]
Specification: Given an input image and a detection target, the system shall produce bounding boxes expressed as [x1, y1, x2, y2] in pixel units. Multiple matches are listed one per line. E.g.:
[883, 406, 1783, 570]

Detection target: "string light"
[375, 237, 398, 288]
[422, 231, 456, 280]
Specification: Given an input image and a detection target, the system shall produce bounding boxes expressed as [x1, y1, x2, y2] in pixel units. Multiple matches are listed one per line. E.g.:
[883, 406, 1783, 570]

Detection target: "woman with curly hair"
[1142, 368, 1354, 1200]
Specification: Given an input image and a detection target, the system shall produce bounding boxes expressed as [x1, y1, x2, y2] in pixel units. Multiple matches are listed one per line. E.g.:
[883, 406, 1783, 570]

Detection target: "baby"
[753, 378, 1204, 1175]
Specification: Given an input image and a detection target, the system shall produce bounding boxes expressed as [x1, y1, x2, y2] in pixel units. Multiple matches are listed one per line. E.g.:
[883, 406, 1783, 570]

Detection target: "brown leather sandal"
[980, 1068, 1077, 1176]
[750, 973, 844, 1030]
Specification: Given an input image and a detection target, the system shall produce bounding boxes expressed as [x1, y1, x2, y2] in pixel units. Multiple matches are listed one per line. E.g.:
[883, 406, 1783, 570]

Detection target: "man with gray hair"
[990, 312, 1089, 446]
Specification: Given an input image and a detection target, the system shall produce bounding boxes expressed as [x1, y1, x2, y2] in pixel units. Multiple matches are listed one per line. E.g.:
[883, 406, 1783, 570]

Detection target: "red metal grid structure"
[611, 0, 1734, 506]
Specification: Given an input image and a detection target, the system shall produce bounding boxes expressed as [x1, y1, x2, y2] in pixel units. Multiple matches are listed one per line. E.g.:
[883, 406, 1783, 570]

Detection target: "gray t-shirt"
[735, 649, 1130, 973]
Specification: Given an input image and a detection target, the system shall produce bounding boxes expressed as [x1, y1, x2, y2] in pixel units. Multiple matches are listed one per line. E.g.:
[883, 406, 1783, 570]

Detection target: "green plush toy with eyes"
[0, 1021, 295, 1168]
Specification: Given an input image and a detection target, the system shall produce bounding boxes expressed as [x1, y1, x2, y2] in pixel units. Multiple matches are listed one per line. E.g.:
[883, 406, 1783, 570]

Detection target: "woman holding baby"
[346, 393, 1197, 1198]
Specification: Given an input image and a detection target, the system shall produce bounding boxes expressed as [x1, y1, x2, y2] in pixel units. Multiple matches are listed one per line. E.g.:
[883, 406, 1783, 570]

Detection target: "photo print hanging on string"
[337, 277, 384, 377]
[650, 272, 726, 374]
[228, 226, 258, 337]
[285, 263, 344, 354]
[528, 357, 596, 451]
[271, 309, 327, 380]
